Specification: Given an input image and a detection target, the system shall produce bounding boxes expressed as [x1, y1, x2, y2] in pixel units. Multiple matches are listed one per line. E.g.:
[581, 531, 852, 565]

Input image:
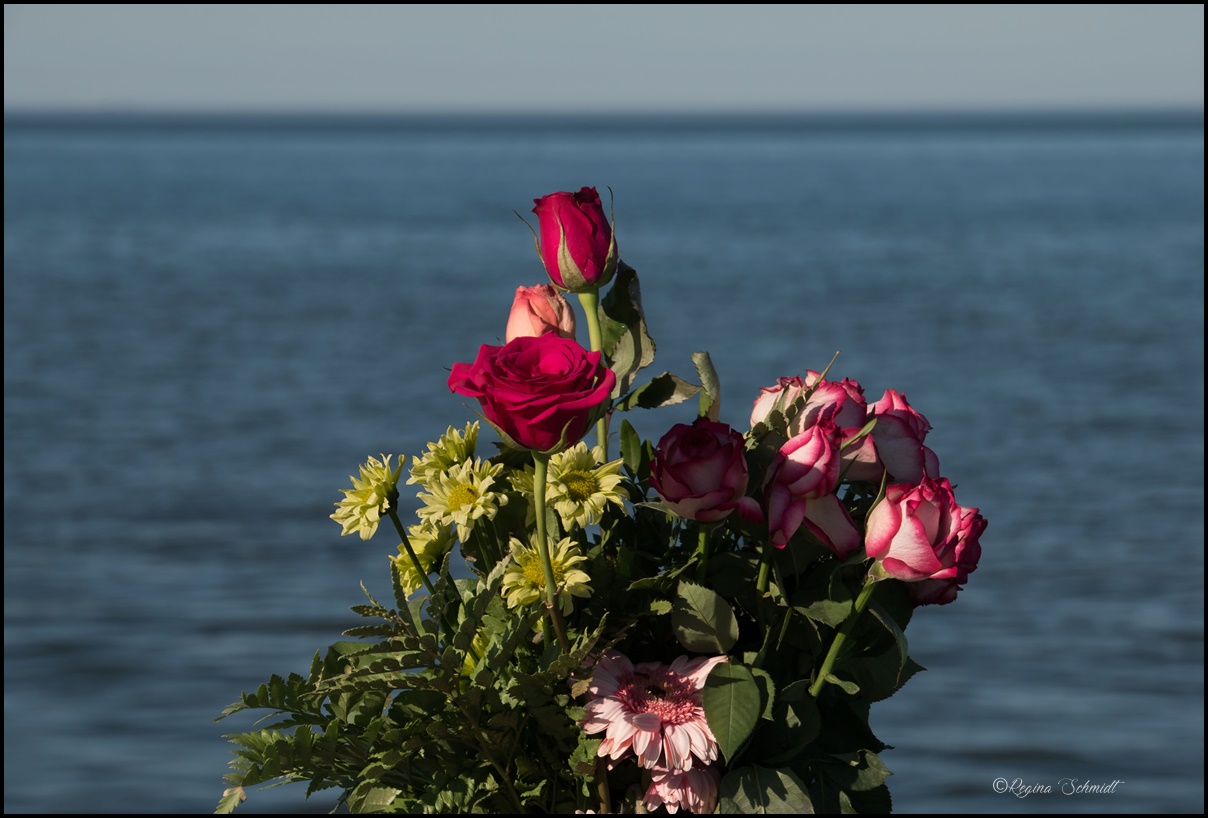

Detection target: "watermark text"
[992, 778, 1125, 798]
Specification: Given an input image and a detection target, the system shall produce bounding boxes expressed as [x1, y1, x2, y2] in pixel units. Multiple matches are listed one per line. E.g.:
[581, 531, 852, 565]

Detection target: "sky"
[3, 4, 1204, 112]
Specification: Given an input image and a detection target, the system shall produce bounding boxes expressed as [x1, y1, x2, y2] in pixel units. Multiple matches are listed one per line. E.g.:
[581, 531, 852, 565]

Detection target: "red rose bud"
[531, 187, 617, 292]
[865, 476, 985, 606]
[505, 284, 576, 343]
[649, 417, 755, 523]
[448, 334, 614, 454]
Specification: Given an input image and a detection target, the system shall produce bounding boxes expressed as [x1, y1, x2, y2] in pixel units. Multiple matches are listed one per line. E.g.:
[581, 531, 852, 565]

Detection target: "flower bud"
[505, 284, 577, 343]
[531, 187, 617, 292]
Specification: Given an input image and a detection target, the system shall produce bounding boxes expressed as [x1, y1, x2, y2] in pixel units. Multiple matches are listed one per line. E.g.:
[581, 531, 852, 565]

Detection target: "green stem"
[808, 578, 879, 698]
[388, 508, 456, 640]
[595, 758, 613, 814]
[755, 538, 775, 598]
[577, 288, 609, 459]
[388, 509, 439, 599]
[695, 523, 712, 583]
[533, 453, 571, 652]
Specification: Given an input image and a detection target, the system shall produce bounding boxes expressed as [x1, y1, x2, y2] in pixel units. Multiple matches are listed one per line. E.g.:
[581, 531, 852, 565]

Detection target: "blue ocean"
[3, 112, 1203, 814]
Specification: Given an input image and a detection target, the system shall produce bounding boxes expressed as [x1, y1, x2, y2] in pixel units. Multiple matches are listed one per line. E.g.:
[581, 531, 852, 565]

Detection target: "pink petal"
[802, 494, 862, 559]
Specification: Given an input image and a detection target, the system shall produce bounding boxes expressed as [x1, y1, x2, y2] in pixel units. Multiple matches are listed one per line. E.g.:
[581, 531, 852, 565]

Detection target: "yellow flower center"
[446, 484, 479, 511]
[522, 555, 565, 587]
[561, 470, 599, 502]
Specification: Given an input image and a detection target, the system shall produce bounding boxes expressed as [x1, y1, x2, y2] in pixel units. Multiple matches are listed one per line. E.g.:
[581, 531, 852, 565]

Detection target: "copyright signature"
[992, 778, 1125, 797]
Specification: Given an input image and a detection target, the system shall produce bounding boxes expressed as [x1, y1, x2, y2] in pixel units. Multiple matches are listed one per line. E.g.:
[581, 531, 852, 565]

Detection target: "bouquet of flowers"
[215, 187, 986, 814]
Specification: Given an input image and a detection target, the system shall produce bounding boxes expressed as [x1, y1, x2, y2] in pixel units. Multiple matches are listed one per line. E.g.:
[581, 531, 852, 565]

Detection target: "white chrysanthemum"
[407, 422, 479, 488]
[392, 523, 456, 596]
[502, 535, 592, 616]
[415, 458, 508, 541]
[511, 442, 627, 531]
[331, 454, 402, 540]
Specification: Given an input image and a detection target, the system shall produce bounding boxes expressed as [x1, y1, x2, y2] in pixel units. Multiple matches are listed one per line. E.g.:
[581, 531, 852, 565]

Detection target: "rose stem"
[576, 288, 609, 460]
[808, 578, 878, 698]
[532, 452, 571, 652]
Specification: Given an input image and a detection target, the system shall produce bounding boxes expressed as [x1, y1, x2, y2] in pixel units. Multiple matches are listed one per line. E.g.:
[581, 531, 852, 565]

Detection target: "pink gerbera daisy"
[583, 651, 728, 771]
[644, 764, 720, 814]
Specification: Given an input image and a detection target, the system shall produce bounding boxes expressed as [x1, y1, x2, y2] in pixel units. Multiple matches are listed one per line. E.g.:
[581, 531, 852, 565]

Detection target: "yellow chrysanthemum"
[502, 535, 592, 616]
[548, 443, 628, 530]
[460, 631, 491, 680]
[415, 458, 508, 541]
[407, 422, 479, 488]
[331, 454, 403, 540]
[511, 442, 628, 531]
[391, 523, 456, 596]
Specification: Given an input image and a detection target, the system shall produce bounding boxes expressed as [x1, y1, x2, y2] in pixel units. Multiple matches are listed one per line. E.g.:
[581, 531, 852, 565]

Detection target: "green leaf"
[214, 785, 246, 814]
[599, 264, 655, 397]
[702, 663, 761, 763]
[672, 580, 738, 653]
[867, 600, 909, 676]
[840, 416, 877, 451]
[798, 597, 852, 629]
[619, 419, 642, 474]
[749, 666, 777, 720]
[753, 699, 820, 765]
[345, 782, 402, 813]
[615, 371, 701, 412]
[718, 766, 815, 814]
[824, 674, 861, 695]
[691, 351, 721, 421]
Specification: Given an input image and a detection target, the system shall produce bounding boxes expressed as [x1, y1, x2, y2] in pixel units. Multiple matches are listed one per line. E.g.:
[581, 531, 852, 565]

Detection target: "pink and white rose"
[764, 418, 860, 557]
[865, 476, 985, 605]
[864, 389, 940, 485]
[750, 376, 807, 428]
[751, 372, 879, 482]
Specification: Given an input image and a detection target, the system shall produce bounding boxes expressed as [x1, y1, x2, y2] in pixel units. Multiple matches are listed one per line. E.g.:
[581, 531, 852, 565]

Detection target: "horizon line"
[4, 104, 1204, 119]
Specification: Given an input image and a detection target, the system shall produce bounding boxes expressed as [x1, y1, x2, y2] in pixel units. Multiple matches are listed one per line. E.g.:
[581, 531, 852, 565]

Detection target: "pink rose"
[504, 284, 576, 343]
[532, 187, 617, 292]
[447, 335, 615, 454]
[865, 389, 940, 484]
[649, 417, 758, 523]
[796, 371, 867, 432]
[865, 476, 985, 606]
[750, 376, 807, 428]
[764, 418, 861, 557]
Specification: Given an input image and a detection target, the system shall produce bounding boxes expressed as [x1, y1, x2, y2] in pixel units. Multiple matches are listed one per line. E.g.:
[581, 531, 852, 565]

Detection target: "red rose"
[532, 187, 617, 292]
[448, 335, 615, 454]
[649, 417, 757, 523]
[865, 476, 985, 606]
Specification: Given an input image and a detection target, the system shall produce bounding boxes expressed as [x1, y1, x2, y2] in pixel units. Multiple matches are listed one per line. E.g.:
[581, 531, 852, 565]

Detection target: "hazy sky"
[4, 4, 1204, 112]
